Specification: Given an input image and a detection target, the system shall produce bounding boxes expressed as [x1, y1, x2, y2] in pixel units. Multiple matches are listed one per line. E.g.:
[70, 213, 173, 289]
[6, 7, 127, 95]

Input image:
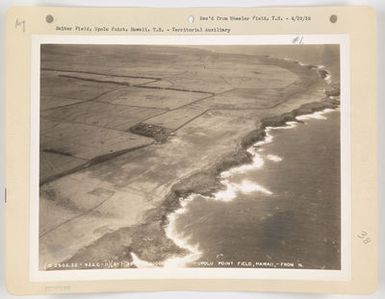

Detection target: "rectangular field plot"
[102, 86, 210, 110]
[41, 101, 165, 131]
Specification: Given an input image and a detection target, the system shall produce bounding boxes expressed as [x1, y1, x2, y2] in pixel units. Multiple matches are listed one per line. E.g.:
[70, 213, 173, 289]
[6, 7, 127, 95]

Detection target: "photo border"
[30, 34, 351, 282]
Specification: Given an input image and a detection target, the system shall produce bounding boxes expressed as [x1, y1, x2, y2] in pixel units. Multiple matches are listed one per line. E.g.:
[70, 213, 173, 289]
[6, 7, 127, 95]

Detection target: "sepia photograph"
[5, 4, 381, 295]
[36, 39, 344, 275]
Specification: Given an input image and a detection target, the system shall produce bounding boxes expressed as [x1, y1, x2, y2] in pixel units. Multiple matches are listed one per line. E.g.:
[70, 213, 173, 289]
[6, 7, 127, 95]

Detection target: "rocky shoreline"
[136, 66, 341, 266]
[159, 95, 340, 233]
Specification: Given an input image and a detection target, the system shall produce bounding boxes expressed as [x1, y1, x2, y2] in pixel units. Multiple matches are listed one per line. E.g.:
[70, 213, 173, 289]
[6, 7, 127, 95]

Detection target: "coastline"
[155, 98, 340, 267]
[159, 93, 340, 223]
[143, 57, 341, 267]
[162, 107, 340, 268]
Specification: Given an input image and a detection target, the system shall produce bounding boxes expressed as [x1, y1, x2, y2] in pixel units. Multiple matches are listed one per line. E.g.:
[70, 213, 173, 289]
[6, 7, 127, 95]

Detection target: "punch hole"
[187, 15, 195, 24]
[329, 15, 337, 23]
[46, 14, 54, 24]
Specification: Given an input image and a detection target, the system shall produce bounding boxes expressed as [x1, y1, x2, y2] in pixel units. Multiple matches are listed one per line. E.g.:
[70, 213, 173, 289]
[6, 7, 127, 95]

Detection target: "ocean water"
[166, 110, 341, 270]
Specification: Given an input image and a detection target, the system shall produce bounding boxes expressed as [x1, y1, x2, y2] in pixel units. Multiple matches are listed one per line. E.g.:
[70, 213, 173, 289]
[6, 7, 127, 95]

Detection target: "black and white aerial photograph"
[38, 42, 342, 272]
